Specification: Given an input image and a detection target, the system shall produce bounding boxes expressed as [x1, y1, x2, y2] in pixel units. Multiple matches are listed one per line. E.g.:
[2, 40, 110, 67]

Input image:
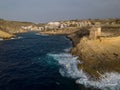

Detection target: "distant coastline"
[0, 19, 42, 40]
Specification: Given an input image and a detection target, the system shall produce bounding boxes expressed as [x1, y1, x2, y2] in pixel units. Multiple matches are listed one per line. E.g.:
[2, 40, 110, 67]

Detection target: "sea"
[0, 32, 120, 90]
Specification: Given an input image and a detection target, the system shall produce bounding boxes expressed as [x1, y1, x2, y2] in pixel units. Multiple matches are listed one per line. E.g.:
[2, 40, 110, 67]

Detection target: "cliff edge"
[0, 30, 15, 39]
[0, 19, 39, 39]
[70, 34, 120, 80]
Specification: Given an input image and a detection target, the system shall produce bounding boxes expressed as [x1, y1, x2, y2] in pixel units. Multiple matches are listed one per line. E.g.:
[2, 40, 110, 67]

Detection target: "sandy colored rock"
[0, 30, 15, 39]
[40, 27, 80, 35]
[71, 36, 120, 80]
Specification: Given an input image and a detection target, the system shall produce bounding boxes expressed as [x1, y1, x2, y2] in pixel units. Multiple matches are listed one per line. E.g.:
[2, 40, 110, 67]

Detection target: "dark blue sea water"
[0, 32, 119, 90]
[0, 32, 88, 90]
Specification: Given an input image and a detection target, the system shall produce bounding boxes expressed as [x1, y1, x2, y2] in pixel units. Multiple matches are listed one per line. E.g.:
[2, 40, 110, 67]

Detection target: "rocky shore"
[41, 23, 120, 80]
[0, 30, 15, 39]
[0, 19, 40, 40]
[67, 27, 120, 80]
[71, 36, 120, 80]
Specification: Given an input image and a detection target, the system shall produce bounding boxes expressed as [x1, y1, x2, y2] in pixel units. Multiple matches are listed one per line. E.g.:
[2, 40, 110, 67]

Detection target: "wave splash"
[36, 33, 49, 36]
[11, 36, 23, 40]
[48, 52, 120, 90]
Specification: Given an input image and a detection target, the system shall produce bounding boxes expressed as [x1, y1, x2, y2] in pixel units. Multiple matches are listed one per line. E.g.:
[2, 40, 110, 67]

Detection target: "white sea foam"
[10, 36, 23, 40]
[48, 52, 120, 90]
[0, 38, 3, 41]
[10, 37, 23, 40]
[64, 48, 71, 52]
[35, 33, 41, 35]
[11, 38, 16, 40]
[36, 33, 49, 36]
[0, 37, 22, 41]
[17, 36, 23, 39]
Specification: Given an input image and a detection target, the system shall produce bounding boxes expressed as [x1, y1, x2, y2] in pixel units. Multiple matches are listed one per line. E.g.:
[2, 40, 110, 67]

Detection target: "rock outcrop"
[69, 25, 120, 80]
[0, 30, 15, 39]
[40, 18, 120, 80]
[40, 27, 80, 35]
[0, 19, 38, 39]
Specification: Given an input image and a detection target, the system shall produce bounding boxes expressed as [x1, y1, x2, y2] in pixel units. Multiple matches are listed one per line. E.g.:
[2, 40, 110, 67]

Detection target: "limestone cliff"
[0, 30, 14, 39]
[71, 36, 120, 80]
[41, 18, 120, 80]
[0, 19, 36, 39]
[40, 27, 80, 35]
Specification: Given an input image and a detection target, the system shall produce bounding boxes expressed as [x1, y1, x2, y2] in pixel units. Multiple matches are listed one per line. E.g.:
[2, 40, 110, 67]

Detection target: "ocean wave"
[48, 52, 120, 90]
[35, 33, 41, 35]
[10, 36, 23, 40]
[36, 33, 49, 36]
[76, 72, 120, 90]
[63, 48, 71, 52]
[0, 38, 3, 41]
[17, 36, 23, 39]
[0, 36, 22, 41]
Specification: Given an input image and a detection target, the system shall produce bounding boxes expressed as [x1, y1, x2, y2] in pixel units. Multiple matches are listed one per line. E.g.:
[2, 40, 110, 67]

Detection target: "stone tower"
[89, 26, 101, 39]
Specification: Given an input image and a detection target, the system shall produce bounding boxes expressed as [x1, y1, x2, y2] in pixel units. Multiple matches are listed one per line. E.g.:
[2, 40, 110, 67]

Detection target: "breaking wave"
[64, 48, 71, 53]
[0, 38, 3, 41]
[48, 52, 120, 90]
[11, 36, 23, 40]
[0, 36, 22, 41]
[36, 33, 49, 36]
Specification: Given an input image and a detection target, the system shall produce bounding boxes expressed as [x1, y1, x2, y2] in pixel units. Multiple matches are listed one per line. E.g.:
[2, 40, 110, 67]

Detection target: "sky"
[0, 0, 120, 23]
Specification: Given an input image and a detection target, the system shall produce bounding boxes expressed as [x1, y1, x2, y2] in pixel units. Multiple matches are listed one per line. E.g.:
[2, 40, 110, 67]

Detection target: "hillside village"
[40, 19, 120, 39]
[21, 20, 92, 31]
[22, 18, 120, 32]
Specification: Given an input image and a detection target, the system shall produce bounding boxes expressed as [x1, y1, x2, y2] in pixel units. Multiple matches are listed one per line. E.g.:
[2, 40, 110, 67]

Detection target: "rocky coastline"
[68, 27, 120, 80]
[0, 19, 43, 40]
[0, 30, 15, 40]
[41, 21, 120, 80]
[1, 18, 120, 80]
[70, 36, 120, 80]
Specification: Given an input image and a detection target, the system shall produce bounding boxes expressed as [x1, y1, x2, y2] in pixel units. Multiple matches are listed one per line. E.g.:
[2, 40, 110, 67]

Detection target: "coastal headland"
[40, 18, 120, 80]
[70, 35, 120, 80]
[0, 19, 44, 39]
